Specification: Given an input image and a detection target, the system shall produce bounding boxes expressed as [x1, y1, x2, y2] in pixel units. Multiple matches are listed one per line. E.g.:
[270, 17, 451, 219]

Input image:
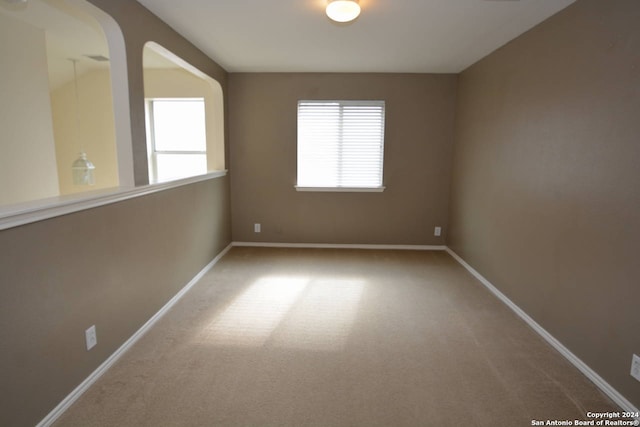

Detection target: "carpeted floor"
[54, 248, 620, 426]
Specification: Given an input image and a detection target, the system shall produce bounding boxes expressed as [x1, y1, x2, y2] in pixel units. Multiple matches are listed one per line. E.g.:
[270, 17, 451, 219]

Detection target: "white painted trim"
[232, 242, 446, 251]
[35, 243, 233, 427]
[0, 170, 227, 231]
[37, 242, 635, 426]
[295, 186, 385, 192]
[445, 247, 639, 414]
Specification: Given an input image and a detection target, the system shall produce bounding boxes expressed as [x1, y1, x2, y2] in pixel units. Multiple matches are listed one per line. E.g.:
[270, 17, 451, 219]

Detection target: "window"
[296, 100, 385, 191]
[143, 42, 226, 184]
[146, 98, 207, 183]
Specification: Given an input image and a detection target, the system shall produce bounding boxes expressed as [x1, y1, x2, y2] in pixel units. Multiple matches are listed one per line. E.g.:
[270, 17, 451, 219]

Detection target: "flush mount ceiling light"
[326, 0, 360, 23]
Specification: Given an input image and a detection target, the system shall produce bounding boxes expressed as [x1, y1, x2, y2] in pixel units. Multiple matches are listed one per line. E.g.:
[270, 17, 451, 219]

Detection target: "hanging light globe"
[72, 152, 96, 186]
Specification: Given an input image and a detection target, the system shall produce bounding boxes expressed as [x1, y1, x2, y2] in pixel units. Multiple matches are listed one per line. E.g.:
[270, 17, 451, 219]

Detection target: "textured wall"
[229, 73, 457, 245]
[448, 0, 640, 408]
[0, 179, 231, 427]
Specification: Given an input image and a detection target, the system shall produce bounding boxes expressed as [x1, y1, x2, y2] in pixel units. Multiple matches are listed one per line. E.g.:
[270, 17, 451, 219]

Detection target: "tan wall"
[0, 178, 231, 427]
[229, 73, 457, 244]
[0, 1, 231, 426]
[51, 69, 120, 194]
[0, 12, 59, 205]
[448, 0, 640, 408]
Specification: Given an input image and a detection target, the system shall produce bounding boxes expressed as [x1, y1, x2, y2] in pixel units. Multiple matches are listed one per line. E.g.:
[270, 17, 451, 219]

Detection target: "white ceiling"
[136, 0, 575, 73]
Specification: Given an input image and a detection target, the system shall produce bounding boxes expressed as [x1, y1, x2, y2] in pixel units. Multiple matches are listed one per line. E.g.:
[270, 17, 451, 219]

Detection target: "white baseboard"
[232, 241, 447, 251]
[36, 243, 233, 427]
[445, 247, 639, 414]
[38, 242, 636, 425]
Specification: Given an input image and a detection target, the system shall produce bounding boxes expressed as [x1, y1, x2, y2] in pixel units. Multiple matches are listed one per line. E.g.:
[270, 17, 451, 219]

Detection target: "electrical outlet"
[434, 226, 442, 237]
[631, 354, 640, 382]
[254, 223, 261, 233]
[85, 325, 97, 351]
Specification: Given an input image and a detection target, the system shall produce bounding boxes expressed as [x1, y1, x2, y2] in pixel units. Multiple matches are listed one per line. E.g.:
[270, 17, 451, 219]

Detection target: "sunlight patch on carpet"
[272, 278, 365, 352]
[197, 275, 365, 352]
[201, 276, 308, 347]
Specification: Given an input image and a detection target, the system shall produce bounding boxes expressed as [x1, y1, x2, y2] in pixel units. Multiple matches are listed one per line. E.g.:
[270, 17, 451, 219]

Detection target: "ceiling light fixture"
[326, 0, 360, 23]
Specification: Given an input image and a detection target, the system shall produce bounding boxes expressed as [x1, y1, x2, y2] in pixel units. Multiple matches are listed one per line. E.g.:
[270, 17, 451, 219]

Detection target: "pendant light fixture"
[326, 0, 361, 23]
[68, 58, 95, 186]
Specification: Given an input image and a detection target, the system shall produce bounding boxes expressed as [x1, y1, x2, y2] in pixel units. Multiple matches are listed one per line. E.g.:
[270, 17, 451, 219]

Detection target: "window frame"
[295, 100, 386, 193]
[145, 97, 208, 183]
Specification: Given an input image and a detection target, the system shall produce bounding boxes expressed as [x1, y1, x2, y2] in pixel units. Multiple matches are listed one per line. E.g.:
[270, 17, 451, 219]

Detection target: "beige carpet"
[54, 248, 620, 426]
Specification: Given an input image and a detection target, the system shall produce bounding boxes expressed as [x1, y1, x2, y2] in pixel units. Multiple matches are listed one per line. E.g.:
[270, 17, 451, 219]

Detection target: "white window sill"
[0, 170, 227, 231]
[295, 186, 385, 193]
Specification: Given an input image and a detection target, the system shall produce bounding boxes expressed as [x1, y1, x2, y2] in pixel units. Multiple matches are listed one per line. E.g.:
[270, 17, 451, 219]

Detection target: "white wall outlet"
[254, 223, 261, 233]
[434, 226, 442, 237]
[85, 325, 97, 351]
[631, 354, 640, 382]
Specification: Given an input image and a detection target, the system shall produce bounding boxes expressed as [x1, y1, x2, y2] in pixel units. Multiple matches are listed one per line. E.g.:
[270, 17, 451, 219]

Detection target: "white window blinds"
[297, 100, 385, 189]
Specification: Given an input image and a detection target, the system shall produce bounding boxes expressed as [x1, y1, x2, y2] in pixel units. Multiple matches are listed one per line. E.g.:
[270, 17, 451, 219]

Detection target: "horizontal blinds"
[297, 101, 385, 188]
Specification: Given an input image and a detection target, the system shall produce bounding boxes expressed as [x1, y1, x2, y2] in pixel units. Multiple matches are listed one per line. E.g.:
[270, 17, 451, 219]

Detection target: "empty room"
[0, 0, 638, 426]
